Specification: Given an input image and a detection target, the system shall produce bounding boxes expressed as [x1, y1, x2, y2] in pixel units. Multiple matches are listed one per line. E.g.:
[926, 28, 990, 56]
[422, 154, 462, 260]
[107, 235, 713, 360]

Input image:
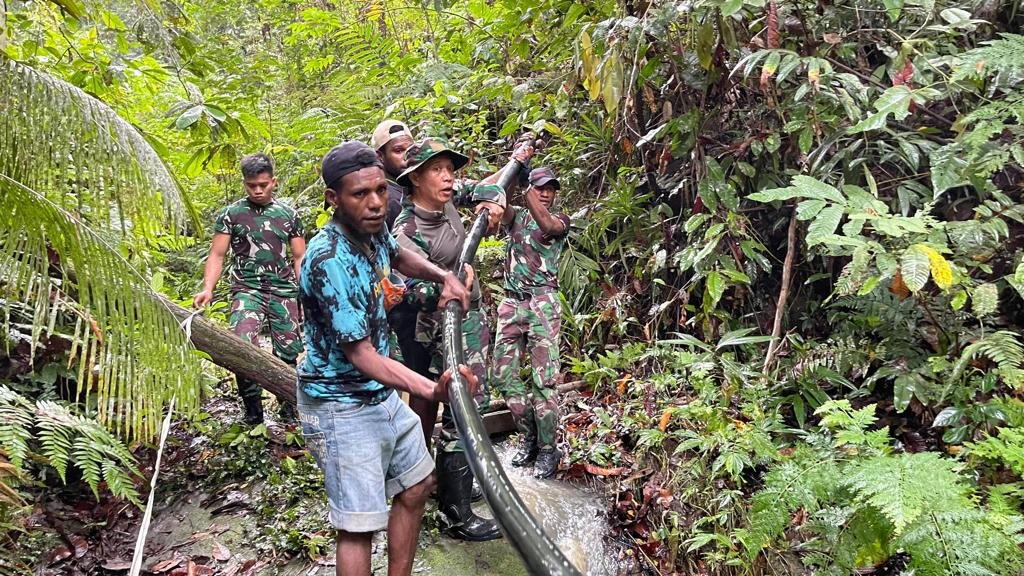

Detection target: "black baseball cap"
[528, 166, 560, 189]
[321, 140, 382, 190]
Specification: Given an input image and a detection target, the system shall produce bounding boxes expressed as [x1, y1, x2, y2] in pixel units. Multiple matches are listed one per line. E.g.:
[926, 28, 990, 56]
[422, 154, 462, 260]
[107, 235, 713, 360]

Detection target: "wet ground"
[140, 442, 629, 576]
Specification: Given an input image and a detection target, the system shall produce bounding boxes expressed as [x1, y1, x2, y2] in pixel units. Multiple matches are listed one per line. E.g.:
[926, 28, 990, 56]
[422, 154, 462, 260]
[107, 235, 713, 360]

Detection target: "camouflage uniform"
[491, 206, 571, 450]
[392, 179, 505, 454]
[215, 198, 304, 401]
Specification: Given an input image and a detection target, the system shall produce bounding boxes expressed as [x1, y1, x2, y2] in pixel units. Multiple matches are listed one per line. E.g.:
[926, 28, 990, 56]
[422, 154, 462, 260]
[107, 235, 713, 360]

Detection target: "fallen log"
[161, 294, 587, 418]
[161, 296, 296, 401]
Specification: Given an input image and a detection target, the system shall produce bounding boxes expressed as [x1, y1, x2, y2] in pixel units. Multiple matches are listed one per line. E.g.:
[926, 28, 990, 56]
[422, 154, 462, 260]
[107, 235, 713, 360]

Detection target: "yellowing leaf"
[913, 244, 952, 290]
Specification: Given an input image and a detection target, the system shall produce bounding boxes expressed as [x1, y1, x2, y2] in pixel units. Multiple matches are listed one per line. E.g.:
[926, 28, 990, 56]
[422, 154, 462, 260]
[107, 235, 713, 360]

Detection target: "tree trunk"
[160, 296, 297, 401]
[763, 210, 798, 373]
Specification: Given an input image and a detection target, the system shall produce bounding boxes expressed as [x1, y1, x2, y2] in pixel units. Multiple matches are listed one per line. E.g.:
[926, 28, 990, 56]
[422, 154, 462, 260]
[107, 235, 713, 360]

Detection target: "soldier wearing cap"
[492, 166, 571, 479]
[297, 140, 478, 576]
[370, 119, 414, 229]
[390, 138, 512, 542]
[193, 153, 304, 425]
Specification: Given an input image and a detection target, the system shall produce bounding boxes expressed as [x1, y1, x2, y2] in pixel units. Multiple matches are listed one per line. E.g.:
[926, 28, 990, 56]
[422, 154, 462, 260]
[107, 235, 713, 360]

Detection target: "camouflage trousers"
[491, 291, 562, 450]
[229, 290, 302, 400]
[395, 303, 490, 454]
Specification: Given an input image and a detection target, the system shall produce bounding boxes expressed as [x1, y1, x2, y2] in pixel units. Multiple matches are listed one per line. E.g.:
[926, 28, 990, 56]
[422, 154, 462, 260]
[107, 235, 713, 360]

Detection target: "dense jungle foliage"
[3, 0, 1024, 573]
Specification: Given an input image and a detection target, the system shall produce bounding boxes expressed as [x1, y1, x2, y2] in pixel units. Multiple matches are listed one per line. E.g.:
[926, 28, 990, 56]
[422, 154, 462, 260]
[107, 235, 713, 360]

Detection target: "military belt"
[504, 287, 555, 301]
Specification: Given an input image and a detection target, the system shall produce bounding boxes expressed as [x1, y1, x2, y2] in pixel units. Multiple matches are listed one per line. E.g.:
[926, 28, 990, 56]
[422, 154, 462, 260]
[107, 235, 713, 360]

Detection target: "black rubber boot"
[241, 394, 264, 426]
[436, 451, 502, 542]
[470, 479, 484, 503]
[277, 400, 297, 423]
[533, 447, 560, 479]
[511, 429, 538, 467]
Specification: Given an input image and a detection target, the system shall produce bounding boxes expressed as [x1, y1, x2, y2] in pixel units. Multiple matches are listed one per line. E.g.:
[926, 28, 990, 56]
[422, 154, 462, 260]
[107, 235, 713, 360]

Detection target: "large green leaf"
[806, 205, 845, 246]
[749, 175, 847, 204]
[795, 199, 827, 220]
[716, 328, 772, 349]
[174, 104, 205, 130]
[882, 0, 904, 21]
[972, 283, 999, 317]
[706, 270, 726, 308]
[929, 143, 970, 197]
[900, 246, 931, 293]
[848, 86, 914, 133]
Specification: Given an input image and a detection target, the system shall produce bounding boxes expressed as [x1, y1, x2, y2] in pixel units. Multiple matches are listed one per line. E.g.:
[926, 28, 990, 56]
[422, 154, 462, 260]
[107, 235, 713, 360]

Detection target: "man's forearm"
[202, 256, 225, 292]
[394, 247, 449, 284]
[524, 193, 565, 236]
[345, 340, 437, 399]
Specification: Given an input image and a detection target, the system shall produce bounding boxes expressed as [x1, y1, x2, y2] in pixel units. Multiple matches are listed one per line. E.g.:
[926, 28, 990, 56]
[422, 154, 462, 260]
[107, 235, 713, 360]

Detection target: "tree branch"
[763, 209, 799, 373]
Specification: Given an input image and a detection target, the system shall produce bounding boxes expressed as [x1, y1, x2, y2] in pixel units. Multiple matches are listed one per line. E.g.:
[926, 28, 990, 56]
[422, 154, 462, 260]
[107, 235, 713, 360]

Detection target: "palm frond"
[1, 176, 201, 440]
[0, 58, 199, 235]
[0, 59, 203, 440]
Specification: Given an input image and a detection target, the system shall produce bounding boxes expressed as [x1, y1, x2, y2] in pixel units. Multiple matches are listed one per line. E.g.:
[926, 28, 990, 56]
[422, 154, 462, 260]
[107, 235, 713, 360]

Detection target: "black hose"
[441, 209, 582, 576]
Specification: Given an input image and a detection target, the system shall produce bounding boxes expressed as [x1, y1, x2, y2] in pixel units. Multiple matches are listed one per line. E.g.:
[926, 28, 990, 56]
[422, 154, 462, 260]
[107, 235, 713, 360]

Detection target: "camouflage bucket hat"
[395, 138, 469, 187]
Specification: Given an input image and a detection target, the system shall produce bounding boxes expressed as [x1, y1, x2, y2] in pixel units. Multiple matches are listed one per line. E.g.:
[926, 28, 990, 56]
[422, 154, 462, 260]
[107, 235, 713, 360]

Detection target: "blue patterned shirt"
[298, 220, 398, 402]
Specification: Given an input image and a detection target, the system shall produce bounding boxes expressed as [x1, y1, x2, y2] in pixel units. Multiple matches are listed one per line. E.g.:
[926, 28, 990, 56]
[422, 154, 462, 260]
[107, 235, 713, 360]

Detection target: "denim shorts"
[297, 387, 434, 532]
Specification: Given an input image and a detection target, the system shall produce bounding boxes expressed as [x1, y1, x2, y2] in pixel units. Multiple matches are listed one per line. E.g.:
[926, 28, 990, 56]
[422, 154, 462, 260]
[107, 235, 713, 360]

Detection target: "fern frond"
[966, 427, 1024, 477]
[0, 177, 201, 441]
[335, 22, 399, 70]
[102, 462, 141, 507]
[0, 60, 202, 441]
[951, 330, 1024, 383]
[72, 438, 105, 500]
[34, 400, 140, 504]
[953, 33, 1024, 81]
[36, 400, 80, 483]
[842, 452, 969, 535]
[736, 445, 842, 556]
[0, 59, 198, 233]
[901, 508, 1024, 576]
[0, 387, 34, 470]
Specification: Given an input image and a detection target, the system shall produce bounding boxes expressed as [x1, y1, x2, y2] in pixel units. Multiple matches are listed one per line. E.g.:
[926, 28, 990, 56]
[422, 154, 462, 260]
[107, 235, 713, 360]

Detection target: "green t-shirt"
[214, 198, 303, 297]
[504, 206, 570, 293]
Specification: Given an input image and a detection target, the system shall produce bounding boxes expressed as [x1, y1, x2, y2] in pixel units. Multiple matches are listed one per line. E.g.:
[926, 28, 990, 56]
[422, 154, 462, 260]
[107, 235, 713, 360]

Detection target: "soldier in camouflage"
[193, 153, 306, 425]
[391, 137, 523, 542]
[492, 166, 570, 479]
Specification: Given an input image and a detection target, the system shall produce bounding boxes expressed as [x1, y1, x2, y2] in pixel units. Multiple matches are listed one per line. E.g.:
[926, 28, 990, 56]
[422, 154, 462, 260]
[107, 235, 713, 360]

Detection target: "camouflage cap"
[529, 166, 560, 189]
[370, 119, 413, 150]
[396, 138, 469, 187]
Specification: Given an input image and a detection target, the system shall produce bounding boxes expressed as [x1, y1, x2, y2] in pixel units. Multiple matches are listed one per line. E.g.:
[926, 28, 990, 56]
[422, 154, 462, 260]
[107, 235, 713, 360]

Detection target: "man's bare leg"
[409, 396, 439, 452]
[386, 475, 436, 576]
[336, 530, 372, 576]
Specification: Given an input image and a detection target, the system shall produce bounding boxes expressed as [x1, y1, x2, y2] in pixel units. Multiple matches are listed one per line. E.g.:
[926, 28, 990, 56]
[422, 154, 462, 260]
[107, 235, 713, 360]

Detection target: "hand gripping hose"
[440, 164, 582, 575]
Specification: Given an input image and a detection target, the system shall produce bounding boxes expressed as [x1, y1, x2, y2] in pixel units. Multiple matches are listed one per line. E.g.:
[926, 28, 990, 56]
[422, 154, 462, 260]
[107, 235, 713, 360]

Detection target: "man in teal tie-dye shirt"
[297, 140, 476, 576]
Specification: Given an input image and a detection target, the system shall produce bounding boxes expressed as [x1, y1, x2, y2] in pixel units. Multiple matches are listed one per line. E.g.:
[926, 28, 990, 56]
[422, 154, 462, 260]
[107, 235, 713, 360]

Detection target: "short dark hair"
[240, 153, 274, 178]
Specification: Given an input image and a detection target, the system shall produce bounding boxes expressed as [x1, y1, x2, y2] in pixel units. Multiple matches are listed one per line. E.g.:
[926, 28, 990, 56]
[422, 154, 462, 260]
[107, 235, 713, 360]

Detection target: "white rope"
[128, 394, 175, 576]
[128, 310, 197, 574]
